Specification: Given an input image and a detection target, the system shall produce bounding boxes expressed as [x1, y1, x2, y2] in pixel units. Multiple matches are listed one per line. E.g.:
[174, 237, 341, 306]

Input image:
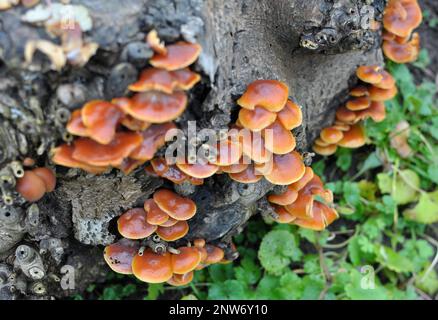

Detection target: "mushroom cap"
[153, 189, 197, 221]
[356, 65, 384, 84]
[103, 239, 139, 275]
[156, 220, 189, 241]
[292, 202, 338, 231]
[149, 41, 202, 71]
[117, 208, 157, 239]
[66, 109, 89, 137]
[151, 158, 188, 184]
[262, 120, 296, 155]
[171, 68, 202, 91]
[113, 98, 151, 131]
[312, 144, 338, 156]
[369, 85, 398, 102]
[350, 86, 369, 97]
[240, 131, 273, 163]
[383, 0, 422, 38]
[132, 250, 173, 283]
[229, 164, 263, 184]
[117, 158, 144, 175]
[16, 171, 47, 202]
[129, 122, 176, 161]
[171, 246, 202, 274]
[383, 33, 420, 64]
[167, 272, 194, 287]
[263, 151, 306, 185]
[272, 205, 296, 223]
[314, 138, 331, 147]
[51, 144, 109, 174]
[127, 91, 187, 123]
[238, 106, 277, 131]
[268, 188, 298, 206]
[144, 198, 170, 225]
[346, 96, 371, 111]
[289, 167, 314, 192]
[336, 106, 357, 124]
[237, 80, 289, 112]
[320, 127, 344, 144]
[72, 132, 143, 167]
[357, 101, 386, 123]
[285, 193, 314, 220]
[211, 139, 243, 166]
[277, 100, 303, 130]
[146, 29, 167, 55]
[160, 217, 178, 227]
[193, 239, 206, 248]
[128, 68, 178, 94]
[374, 70, 396, 90]
[176, 161, 219, 179]
[333, 122, 351, 131]
[220, 161, 249, 174]
[81, 100, 124, 144]
[204, 245, 225, 265]
[32, 167, 56, 192]
[337, 123, 366, 148]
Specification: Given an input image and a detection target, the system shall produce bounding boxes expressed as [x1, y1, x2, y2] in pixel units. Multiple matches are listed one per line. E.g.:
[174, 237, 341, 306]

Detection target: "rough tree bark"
[0, 0, 385, 299]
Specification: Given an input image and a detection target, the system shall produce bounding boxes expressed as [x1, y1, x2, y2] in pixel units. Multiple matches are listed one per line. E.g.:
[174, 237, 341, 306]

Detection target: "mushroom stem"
[138, 246, 146, 256]
[167, 247, 181, 255]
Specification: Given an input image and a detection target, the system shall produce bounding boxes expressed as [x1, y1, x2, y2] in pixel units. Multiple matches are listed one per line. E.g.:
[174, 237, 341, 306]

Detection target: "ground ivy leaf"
[404, 190, 438, 224]
[375, 245, 415, 273]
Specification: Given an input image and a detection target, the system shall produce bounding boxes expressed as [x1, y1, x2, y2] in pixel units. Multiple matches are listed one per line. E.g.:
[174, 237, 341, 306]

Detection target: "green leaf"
[404, 190, 438, 224]
[345, 269, 389, 300]
[145, 283, 164, 300]
[336, 148, 352, 172]
[415, 269, 438, 296]
[412, 49, 431, 69]
[375, 245, 415, 273]
[358, 180, 377, 201]
[377, 170, 420, 205]
[348, 236, 362, 266]
[258, 230, 300, 275]
[427, 164, 438, 184]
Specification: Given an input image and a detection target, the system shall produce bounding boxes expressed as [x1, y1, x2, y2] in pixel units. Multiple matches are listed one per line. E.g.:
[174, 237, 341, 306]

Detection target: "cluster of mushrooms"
[104, 189, 227, 286]
[382, 0, 422, 64]
[51, 30, 201, 175]
[312, 65, 397, 156]
[14, 159, 56, 203]
[312, 0, 423, 156]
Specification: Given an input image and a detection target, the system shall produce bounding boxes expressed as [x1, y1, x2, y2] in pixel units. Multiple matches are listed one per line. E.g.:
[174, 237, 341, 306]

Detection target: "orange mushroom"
[263, 151, 305, 185]
[268, 188, 298, 206]
[320, 127, 344, 144]
[369, 85, 398, 102]
[153, 189, 197, 221]
[277, 100, 303, 130]
[129, 122, 176, 161]
[238, 106, 277, 132]
[204, 245, 225, 265]
[32, 167, 56, 192]
[103, 239, 139, 275]
[117, 208, 157, 240]
[51, 144, 109, 174]
[357, 101, 386, 122]
[144, 197, 170, 226]
[156, 220, 189, 241]
[374, 70, 396, 90]
[228, 164, 263, 184]
[356, 65, 383, 84]
[176, 161, 219, 179]
[146, 29, 167, 55]
[16, 171, 47, 202]
[346, 96, 371, 111]
[149, 42, 202, 71]
[171, 68, 202, 91]
[312, 143, 338, 156]
[240, 131, 273, 163]
[262, 120, 296, 155]
[289, 167, 314, 192]
[271, 205, 297, 223]
[132, 250, 173, 283]
[350, 86, 369, 97]
[151, 158, 189, 184]
[171, 247, 202, 274]
[383, 0, 422, 38]
[212, 140, 243, 166]
[167, 272, 194, 286]
[66, 109, 89, 137]
[81, 100, 124, 144]
[72, 132, 143, 167]
[337, 123, 366, 148]
[336, 106, 357, 124]
[126, 91, 187, 123]
[237, 80, 289, 112]
[383, 32, 420, 64]
[128, 68, 179, 94]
